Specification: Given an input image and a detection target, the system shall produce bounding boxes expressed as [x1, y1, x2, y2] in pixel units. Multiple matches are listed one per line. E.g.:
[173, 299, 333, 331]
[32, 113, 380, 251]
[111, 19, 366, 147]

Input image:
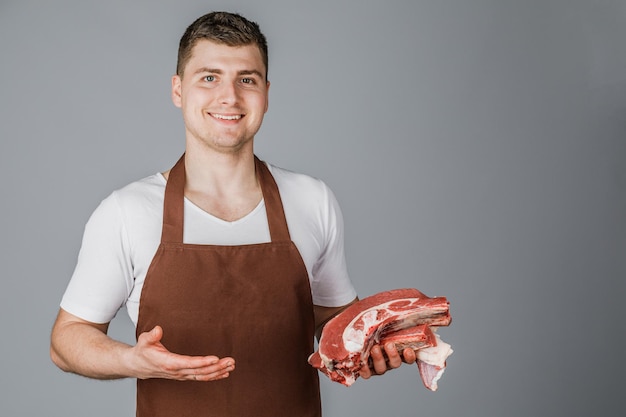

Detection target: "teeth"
[212, 113, 241, 120]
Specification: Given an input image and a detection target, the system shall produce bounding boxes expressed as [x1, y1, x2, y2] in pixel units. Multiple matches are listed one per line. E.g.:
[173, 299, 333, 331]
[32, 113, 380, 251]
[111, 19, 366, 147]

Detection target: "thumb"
[142, 325, 163, 344]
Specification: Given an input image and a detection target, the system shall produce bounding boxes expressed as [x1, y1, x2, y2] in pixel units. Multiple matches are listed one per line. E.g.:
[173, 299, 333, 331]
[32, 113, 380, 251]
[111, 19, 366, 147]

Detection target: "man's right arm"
[50, 308, 235, 381]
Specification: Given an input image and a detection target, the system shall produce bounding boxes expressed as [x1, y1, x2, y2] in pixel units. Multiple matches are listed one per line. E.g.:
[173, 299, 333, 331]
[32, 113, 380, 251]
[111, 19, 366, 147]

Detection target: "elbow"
[49, 343, 70, 372]
[50, 325, 73, 373]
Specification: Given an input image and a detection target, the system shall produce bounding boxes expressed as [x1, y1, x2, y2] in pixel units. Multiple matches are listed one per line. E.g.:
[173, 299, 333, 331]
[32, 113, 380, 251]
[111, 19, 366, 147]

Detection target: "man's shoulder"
[263, 162, 339, 216]
[100, 173, 165, 217]
[265, 162, 328, 193]
[113, 173, 165, 199]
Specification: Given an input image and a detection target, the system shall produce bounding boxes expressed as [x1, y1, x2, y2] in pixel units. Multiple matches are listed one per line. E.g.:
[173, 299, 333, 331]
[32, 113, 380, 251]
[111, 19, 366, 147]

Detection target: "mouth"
[210, 113, 243, 121]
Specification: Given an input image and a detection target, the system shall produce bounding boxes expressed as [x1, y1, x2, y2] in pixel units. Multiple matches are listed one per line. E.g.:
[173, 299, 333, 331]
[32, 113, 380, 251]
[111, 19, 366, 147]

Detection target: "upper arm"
[52, 308, 110, 334]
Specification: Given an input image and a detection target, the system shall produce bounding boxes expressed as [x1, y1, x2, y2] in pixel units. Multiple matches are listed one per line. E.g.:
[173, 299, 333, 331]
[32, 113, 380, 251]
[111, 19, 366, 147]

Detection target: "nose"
[216, 80, 239, 105]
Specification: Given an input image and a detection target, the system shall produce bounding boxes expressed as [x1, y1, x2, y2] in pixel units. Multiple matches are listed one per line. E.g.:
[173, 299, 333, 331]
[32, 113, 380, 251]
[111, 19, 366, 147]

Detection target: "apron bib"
[135, 155, 321, 417]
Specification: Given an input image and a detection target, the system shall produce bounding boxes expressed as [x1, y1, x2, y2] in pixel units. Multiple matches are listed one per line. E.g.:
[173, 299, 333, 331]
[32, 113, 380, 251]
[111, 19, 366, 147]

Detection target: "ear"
[264, 80, 270, 113]
[171, 75, 182, 108]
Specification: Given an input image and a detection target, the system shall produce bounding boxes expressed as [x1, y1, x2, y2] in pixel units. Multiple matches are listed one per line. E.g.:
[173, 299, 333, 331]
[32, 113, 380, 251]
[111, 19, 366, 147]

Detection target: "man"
[50, 11, 416, 416]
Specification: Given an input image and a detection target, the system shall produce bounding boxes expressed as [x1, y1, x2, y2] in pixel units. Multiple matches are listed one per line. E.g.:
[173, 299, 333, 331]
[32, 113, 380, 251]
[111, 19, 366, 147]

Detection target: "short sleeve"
[309, 183, 357, 307]
[60, 192, 134, 324]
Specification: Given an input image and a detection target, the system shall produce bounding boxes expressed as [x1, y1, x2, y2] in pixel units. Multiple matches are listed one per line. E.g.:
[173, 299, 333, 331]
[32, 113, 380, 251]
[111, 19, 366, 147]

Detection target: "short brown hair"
[176, 11, 269, 79]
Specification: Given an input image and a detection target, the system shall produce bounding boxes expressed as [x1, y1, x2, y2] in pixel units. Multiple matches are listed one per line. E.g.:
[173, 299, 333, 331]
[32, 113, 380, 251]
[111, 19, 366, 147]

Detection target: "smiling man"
[175, 40, 269, 155]
[50, 11, 415, 417]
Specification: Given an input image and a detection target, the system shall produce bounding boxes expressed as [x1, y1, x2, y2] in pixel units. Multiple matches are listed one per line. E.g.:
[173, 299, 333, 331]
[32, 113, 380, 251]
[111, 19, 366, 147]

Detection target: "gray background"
[1, 0, 624, 416]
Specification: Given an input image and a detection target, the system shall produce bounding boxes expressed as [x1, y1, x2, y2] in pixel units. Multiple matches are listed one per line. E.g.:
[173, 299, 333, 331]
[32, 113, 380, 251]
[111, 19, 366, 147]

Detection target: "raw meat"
[308, 288, 452, 390]
[415, 333, 453, 390]
[379, 324, 437, 352]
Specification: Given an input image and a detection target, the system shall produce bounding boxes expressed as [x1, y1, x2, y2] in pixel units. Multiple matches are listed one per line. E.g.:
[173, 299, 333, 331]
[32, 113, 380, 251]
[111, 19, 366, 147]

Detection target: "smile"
[210, 113, 242, 120]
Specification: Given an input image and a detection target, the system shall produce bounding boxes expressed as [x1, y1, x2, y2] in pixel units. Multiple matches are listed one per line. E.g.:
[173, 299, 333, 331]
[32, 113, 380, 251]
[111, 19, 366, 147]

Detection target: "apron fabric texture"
[135, 155, 321, 417]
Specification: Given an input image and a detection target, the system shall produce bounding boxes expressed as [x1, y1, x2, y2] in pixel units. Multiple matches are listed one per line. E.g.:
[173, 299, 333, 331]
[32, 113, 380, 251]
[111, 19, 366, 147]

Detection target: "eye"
[241, 77, 255, 84]
[203, 75, 216, 82]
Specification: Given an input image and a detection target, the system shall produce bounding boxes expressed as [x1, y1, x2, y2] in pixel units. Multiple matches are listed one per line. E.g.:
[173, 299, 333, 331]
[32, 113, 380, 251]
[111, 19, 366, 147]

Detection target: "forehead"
[185, 39, 266, 76]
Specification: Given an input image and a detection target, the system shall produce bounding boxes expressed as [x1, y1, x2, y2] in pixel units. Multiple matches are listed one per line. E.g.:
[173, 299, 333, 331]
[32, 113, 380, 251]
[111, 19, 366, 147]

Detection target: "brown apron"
[135, 155, 321, 417]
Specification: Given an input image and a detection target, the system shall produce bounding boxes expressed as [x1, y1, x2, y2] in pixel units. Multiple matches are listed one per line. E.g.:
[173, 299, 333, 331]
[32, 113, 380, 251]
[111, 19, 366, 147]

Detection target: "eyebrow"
[193, 67, 264, 78]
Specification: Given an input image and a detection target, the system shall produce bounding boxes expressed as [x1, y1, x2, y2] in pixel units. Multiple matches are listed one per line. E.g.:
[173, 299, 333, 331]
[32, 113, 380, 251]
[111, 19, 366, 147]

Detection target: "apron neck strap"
[254, 156, 291, 242]
[161, 154, 291, 243]
[161, 154, 185, 243]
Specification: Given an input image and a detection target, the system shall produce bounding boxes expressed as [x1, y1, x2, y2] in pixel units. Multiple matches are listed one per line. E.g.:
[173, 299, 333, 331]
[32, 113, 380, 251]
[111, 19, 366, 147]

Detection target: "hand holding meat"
[359, 343, 417, 378]
[309, 288, 452, 391]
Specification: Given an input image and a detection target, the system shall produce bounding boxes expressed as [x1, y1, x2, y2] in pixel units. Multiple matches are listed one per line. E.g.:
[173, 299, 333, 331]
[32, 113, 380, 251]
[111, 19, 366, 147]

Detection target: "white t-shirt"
[61, 162, 357, 326]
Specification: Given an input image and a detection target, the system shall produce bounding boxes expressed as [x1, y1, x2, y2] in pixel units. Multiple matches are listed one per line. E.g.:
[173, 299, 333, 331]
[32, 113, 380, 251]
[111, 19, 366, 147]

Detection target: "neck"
[172, 142, 262, 222]
[184, 148, 257, 194]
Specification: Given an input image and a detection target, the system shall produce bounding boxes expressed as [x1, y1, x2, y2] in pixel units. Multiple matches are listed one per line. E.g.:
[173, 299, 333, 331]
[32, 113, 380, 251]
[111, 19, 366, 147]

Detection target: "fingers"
[153, 353, 236, 381]
[402, 347, 417, 364]
[359, 363, 374, 379]
[371, 345, 391, 375]
[360, 344, 417, 380]
[384, 343, 403, 369]
[161, 351, 238, 382]
[359, 344, 388, 379]
[186, 357, 235, 382]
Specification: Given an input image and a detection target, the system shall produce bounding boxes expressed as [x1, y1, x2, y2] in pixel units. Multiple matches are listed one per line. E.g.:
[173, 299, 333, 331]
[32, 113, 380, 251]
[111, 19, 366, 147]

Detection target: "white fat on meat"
[417, 332, 453, 367]
[341, 298, 423, 353]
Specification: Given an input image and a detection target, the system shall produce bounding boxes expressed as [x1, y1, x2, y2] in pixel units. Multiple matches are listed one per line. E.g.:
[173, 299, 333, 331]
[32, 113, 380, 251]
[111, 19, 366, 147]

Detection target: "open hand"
[130, 326, 235, 381]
